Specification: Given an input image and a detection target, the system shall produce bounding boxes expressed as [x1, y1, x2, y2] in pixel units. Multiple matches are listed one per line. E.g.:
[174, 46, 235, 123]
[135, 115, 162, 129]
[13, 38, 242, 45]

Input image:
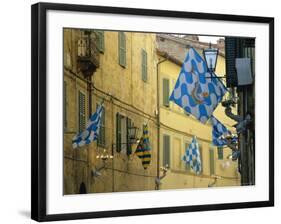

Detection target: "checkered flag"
[72, 103, 104, 149]
[210, 115, 232, 146]
[182, 136, 202, 175]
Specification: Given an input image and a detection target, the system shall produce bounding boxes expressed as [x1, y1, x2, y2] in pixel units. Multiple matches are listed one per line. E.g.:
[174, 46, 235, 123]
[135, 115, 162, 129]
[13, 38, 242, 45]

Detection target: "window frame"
[163, 134, 171, 168]
[183, 141, 191, 172]
[95, 30, 105, 53]
[162, 78, 170, 107]
[116, 113, 122, 152]
[78, 90, 86, 133]
[97, 104, 106, 147]
[141, 48, 148, 82]
[118, 32, 126, 67]
[209, 148, 215, 176]
[217, 146, 224, 160]
[116, 113, 132, 155]
[126, 117, 132, 155]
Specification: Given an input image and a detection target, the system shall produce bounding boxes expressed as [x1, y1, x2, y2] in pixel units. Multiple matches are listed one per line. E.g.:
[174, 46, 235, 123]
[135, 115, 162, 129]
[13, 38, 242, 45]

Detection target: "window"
[184, 142, 191, 171]
[63, 81, 67, 130]
[198, 143, 203, 174]
[141, 49, 147, 82]
[209, 148, 215, 175]
[126, 118, 132, 155]
[118, 32, 126, 67]
[78, 91, 86, 132]
[97, 104, 105, 147]
[173, 138, 181, 170]
[95, 31, 104, 53]
[163, 78, 170, 107]
[116, 113, 122, 152]
[116, 113, 131, 155]
[163, 135, 170, 167]
[217, 146, 224, 160]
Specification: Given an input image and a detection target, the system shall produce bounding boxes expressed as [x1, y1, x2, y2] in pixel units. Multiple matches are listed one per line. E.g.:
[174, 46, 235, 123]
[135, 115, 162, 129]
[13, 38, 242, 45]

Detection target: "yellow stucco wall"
[158, 49, 240, 189]
[63, 29, 240, 194]
[63, 29, 158, 194]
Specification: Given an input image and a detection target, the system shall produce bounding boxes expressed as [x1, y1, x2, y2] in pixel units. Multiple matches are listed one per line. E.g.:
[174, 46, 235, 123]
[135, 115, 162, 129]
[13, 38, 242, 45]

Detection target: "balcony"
[77, 32, 100, 77]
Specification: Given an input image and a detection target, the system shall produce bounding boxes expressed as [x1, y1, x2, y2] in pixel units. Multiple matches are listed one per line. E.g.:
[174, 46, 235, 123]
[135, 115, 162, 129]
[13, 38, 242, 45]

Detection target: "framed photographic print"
[31, 2, 274, 222]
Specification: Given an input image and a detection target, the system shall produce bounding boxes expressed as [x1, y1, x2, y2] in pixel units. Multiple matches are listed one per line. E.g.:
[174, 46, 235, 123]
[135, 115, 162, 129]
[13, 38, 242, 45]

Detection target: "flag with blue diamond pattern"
[211, 115, 232, 146]
[169, 48, 227, 124]
[72, 103, 104, 149]
[182, 136, 202, 175]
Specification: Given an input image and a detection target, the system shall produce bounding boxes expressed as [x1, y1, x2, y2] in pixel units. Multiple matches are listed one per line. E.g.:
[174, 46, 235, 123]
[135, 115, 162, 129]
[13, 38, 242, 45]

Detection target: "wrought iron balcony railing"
[77, 33, 100, 76]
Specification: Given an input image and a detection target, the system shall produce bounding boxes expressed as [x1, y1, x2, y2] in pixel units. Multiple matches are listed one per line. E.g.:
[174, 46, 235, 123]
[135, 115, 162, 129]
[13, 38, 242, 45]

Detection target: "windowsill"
[119, 64, 126, 69]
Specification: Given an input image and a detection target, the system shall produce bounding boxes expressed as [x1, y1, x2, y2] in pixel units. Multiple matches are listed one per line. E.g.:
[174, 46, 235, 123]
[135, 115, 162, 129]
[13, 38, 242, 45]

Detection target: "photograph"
[63, 29, 255, 195]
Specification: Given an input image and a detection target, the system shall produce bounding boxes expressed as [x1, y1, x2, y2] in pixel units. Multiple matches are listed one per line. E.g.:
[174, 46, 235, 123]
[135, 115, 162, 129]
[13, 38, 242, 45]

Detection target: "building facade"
[63, 30, 241, 195]
[225, 37, 255, 186]
[156, 34, 240, 189]
[63, 29, 158, 194]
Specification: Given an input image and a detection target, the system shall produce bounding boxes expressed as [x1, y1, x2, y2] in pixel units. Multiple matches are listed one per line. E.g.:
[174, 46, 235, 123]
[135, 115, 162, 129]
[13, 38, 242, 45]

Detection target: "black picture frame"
[31, 2, 274, 222]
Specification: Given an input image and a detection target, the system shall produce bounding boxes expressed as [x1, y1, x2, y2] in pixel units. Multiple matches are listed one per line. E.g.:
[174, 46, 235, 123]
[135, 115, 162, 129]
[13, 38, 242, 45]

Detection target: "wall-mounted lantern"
[203, 42, 219, 74]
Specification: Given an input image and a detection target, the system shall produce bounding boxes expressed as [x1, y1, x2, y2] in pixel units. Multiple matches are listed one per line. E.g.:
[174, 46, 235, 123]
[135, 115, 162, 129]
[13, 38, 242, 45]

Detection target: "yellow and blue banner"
[135, 125, 151, 169]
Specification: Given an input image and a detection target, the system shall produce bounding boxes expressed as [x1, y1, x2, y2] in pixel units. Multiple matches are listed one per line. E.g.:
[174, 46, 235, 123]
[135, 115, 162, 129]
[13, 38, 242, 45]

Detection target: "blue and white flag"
[210, 115, 232, 146]
[72, 103, 104, 149]
[182, 136, 202, 175]
[169, 48, 227, 124]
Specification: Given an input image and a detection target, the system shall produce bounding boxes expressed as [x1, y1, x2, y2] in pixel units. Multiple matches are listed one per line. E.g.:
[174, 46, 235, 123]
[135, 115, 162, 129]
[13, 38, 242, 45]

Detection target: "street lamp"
[128, 125, 139, 144]
[203, 42, 219, 74]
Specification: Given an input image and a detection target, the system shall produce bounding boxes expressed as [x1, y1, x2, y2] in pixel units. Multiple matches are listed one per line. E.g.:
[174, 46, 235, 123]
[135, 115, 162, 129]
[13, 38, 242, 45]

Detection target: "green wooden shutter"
[199, 144, 203, 174]
[118, 32, 126, 67]
[163, 79, 170, 107]
[116, 113, 122, 152]
[225, 37, 238, 87]
[217, 147, 224, 160]
[163, 135, 170, 167]
[78, 91, 86, 132]
[63, 81, 67, 130]
[184, 142, 191, 171]
[141, 49, 147, 82]
[241, 38, 255, 74]
[96, 31, 104, 52]
[209, 148, 215, 175]
[97, 104, 105, 147]
[126, 118, 132, 155]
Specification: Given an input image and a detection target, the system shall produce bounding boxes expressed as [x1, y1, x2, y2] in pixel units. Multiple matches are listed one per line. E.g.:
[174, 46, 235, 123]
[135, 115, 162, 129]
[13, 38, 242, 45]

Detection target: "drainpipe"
[87, 76, 92, 193]
[156, 57, 167, 190]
